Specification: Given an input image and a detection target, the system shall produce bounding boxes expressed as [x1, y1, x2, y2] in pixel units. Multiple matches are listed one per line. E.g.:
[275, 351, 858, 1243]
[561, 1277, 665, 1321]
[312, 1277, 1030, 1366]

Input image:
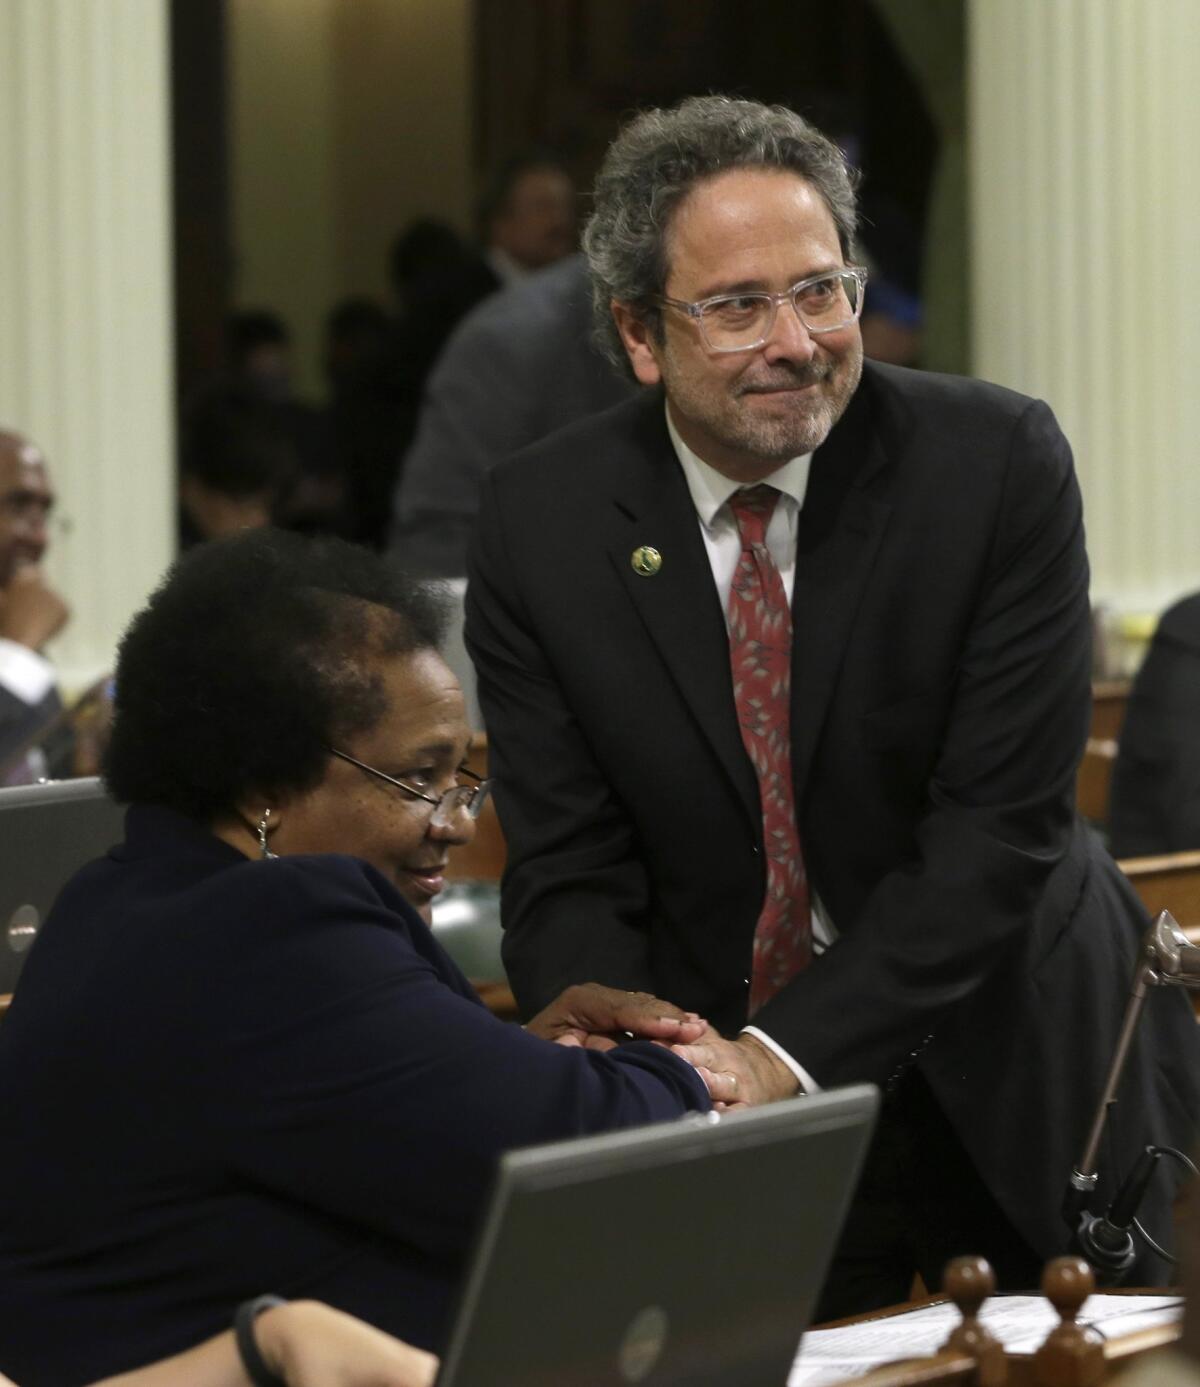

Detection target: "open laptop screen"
[437, 1083, 877, 1387]
[0, 777, 125, 994]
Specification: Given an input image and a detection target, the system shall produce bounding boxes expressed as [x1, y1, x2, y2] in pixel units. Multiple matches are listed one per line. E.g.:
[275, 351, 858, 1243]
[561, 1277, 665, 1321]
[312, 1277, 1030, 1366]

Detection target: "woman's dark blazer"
[0, 805, 707, 1386]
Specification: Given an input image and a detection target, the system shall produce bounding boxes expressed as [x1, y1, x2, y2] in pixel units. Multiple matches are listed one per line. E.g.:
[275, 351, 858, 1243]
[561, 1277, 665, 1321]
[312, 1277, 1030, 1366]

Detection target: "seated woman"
[0, 532, 727, 1387]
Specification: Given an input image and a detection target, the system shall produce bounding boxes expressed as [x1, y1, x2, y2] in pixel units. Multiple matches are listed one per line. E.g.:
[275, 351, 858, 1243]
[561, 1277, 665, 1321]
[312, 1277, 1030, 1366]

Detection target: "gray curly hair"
[582, 95, 859, 370]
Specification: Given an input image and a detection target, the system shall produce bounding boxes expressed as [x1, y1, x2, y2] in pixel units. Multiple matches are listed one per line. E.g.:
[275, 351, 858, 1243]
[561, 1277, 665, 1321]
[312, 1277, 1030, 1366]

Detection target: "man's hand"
[525, 983, 707, 1051]
[0, 564, 69, 649]
[670, 1028, 800, 1109]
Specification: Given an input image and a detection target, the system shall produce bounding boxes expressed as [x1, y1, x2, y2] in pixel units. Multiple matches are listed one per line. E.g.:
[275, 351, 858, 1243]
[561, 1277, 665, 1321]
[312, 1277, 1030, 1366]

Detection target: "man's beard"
[664, 343, 862, 466]
[737, 356, 855, 452]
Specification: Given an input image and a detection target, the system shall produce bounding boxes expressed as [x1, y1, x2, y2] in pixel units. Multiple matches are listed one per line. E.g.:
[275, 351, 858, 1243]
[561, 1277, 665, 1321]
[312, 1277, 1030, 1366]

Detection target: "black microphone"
[1106, 1147, 1162, 1231]
[1062, 913, 1199, 1281]
[1073, 1146, 1162, 1278]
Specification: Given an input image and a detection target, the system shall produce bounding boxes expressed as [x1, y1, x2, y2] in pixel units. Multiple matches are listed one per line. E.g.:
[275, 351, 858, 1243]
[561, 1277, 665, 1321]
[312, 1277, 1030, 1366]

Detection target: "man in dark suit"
[465, 96, 1200, 1312]
[0, 429, 67, 782]
[1109, 591, 1200, 857]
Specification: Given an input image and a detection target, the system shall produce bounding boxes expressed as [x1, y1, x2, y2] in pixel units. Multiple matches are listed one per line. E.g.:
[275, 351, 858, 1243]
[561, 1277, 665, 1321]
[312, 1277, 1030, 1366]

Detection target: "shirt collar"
[665, 401, 813, 530]
[485, 247, 532, 286]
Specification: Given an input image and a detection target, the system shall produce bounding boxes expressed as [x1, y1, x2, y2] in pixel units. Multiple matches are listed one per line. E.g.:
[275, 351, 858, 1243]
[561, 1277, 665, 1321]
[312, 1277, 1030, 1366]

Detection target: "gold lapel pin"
[630, 545, 663, 577]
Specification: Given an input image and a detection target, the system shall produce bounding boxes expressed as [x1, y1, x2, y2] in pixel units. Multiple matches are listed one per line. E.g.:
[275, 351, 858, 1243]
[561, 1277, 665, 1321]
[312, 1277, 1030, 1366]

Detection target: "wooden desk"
[838, 1327, 1180, 1387]
[1117, 851, 1200, 932]
[806, 1290, 1181, 1387]
[1077, 739, 1118, 825]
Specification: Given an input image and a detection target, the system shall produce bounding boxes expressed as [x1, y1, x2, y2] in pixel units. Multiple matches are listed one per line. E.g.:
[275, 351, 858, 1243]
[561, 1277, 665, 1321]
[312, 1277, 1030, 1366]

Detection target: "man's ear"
[611, 301, 664, 387]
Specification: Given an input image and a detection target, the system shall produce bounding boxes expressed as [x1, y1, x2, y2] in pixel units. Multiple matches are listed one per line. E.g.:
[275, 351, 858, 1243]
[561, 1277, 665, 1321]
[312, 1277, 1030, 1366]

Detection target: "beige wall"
[969, 0, 1200, 616]
[228, 0, 474, 398]
[331, 0, 475, 300]
[0, 0, 175, 692]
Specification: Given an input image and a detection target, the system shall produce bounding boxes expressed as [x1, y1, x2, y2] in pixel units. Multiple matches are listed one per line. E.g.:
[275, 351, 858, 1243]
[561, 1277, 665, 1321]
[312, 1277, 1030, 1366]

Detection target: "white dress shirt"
[665, 404, 833, 1093]
[0, 638, 56, 705]
[668, 408, 810, 613]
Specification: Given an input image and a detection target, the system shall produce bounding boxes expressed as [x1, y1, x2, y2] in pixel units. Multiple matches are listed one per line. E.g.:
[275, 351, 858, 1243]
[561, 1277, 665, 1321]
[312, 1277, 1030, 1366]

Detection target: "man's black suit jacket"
[1110, 591, 1200, 857]
[465, 361, 1200, 1264]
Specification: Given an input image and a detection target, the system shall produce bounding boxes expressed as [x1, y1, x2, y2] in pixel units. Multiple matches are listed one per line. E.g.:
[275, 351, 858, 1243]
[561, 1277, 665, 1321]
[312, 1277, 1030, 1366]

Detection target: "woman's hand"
[257, 1301, 438, 1387]
[86, 1301, 438, 1387]
[525, 982, 707, 1051]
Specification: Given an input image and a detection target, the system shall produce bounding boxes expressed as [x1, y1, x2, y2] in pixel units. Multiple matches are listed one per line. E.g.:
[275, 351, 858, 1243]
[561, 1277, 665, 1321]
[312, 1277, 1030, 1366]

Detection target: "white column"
[969, 0, 1200, 613]
[0, 0, 175, 691]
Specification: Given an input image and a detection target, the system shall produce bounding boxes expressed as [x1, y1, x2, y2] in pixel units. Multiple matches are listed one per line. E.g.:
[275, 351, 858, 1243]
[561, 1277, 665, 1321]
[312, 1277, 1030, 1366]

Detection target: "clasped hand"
[524, 982, 706, 1051]
[670, 1027, 801, 1109]
[524, 985, 797, 1109]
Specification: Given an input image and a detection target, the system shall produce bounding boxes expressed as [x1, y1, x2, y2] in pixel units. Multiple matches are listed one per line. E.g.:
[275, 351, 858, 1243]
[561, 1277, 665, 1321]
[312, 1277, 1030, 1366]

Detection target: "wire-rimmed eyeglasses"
[656, 266, 868, 353]
[327, 747, 491, 828]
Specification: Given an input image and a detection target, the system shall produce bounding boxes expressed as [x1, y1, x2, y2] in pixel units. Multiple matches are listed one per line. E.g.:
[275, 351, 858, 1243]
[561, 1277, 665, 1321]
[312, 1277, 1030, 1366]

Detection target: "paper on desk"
[789, 1294, 1182, 1387]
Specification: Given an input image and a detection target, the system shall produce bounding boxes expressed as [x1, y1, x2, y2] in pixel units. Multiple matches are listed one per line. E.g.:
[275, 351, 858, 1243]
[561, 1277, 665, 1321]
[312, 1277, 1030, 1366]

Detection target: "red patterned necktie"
[726, 484, 812, 1013]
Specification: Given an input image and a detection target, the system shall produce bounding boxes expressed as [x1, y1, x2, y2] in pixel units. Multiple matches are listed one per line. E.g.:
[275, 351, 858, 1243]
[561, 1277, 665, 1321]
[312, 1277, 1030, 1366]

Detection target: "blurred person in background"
[324, 295, 416, 549]
[224, 310, 294, 405]
[183, 312, 345, 539]
[1109, 591, 1200, 858]
[387, 153, 577, 401]
[178, 397, 302, 547]
[390, 253, 634, 576]
[387, 218, 497, 386]
[0, 429, 68, 783]
[476, 150, 577, 285]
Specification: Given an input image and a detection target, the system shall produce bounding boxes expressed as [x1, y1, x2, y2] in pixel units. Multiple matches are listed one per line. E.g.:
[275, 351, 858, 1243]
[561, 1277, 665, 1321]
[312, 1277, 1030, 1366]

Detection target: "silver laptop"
[437, 1083, 878, 1387]
[0, 777, 125, 994]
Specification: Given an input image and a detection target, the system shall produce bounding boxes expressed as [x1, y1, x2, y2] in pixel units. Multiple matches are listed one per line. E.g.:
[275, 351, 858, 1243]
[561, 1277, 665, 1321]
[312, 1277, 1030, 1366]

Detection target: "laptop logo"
[7, 904, 40, 953]
[618, 1305, 668, 1382]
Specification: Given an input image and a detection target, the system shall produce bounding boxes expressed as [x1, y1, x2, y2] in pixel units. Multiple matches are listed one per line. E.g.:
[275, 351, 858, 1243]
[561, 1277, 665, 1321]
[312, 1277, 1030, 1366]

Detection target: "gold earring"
[257, 809, 278, 860]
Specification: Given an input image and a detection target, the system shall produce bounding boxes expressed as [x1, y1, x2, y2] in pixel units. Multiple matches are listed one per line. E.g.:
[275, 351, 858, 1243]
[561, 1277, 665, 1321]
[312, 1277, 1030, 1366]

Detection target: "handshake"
[524, 982, 801, 1108]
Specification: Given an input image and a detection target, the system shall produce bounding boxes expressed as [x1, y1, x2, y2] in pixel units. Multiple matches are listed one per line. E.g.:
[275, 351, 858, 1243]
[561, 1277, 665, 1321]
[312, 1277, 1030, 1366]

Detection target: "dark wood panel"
[471, 0, 914, 205]
[170, 0, 234, 404]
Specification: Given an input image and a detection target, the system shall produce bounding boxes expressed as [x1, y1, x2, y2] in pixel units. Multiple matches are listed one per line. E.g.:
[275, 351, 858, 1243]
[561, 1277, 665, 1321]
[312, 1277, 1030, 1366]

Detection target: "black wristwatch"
[233, 1294, 288, 1387]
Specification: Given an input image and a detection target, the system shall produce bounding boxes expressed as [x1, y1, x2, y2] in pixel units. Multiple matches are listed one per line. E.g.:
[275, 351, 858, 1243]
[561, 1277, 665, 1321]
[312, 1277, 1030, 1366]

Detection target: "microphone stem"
[1075, 958, 1156, 1182]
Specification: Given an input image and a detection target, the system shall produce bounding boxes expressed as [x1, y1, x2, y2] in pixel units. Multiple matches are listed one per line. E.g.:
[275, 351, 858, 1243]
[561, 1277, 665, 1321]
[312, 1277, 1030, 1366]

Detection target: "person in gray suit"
[0, 429, 67, 782]
[389, 254, 634, 577]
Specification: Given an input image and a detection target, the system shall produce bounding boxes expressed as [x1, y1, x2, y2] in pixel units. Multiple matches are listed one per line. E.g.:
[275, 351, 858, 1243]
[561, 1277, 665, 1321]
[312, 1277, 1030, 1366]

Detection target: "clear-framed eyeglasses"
[656, 266, 868, 354]
[327, 747, 491, 828]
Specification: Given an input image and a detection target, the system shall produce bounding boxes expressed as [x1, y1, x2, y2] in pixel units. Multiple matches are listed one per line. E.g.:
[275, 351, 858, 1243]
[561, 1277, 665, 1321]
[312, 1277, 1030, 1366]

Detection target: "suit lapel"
[789, 373, 893, 794]
[604, 400, 760, 830]
[599, 375, 895, 827]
